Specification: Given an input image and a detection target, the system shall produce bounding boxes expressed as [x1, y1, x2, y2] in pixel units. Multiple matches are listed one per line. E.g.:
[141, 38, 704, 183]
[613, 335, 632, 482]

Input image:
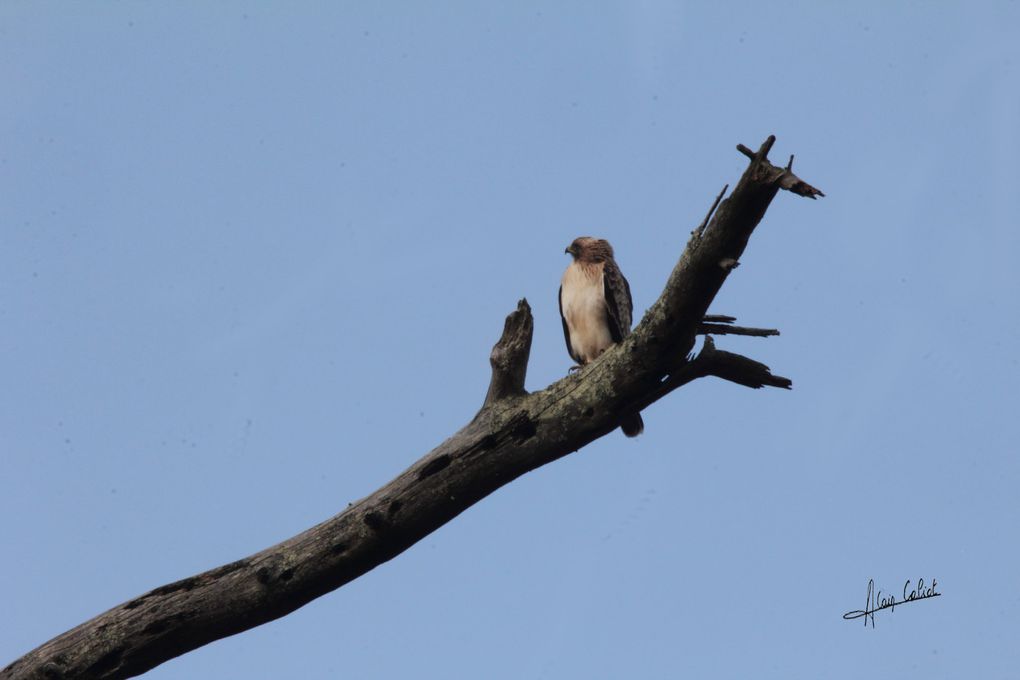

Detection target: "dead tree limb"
[2, 135, 822, 680]
[697, 322, 779, 337]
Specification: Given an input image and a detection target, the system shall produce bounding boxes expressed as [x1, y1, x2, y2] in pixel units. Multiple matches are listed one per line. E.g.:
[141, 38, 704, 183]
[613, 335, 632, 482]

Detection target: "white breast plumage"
[560, 262, 613, 364]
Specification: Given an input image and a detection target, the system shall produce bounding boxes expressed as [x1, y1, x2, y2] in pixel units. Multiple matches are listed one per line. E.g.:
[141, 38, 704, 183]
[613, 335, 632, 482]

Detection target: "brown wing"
[602, 258, 634, 343]
[558, 284, 582, 364]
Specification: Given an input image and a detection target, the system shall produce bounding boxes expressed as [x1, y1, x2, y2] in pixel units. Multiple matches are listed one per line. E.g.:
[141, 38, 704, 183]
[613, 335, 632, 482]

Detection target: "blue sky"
[2, 2, 1018, 678]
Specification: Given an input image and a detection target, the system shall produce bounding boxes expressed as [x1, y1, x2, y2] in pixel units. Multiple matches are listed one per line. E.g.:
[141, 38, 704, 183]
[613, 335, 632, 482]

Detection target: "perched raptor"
[559, 236, 644, 437]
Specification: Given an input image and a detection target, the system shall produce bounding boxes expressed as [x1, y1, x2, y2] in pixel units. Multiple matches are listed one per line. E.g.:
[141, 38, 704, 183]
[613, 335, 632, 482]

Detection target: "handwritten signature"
[843, 578, 940, 627]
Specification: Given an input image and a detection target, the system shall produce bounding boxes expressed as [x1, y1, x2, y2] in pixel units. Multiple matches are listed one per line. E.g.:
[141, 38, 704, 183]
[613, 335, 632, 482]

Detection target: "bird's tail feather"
[621, 413, 644, 438]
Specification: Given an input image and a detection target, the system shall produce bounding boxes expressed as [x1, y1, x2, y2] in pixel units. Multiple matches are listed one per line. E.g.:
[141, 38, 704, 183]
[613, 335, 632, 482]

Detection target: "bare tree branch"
[483, 298, 533, 407]
[697, 321, 779, 337]
[694, 183, 728, 238]
[696, 336, 792, 389]
[2, 136, 821, 680]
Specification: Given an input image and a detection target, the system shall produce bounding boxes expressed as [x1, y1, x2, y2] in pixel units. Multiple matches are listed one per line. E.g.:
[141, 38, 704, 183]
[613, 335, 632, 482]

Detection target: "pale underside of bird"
[559, 236, 644, 438]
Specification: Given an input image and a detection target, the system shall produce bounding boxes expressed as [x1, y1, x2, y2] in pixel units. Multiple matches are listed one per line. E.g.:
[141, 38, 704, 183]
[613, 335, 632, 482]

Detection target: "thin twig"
[695, 184, 728, 238]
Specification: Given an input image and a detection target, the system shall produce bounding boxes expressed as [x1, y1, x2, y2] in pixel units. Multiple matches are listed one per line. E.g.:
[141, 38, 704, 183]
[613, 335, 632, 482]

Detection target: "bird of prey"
[559, 236, 644, 437]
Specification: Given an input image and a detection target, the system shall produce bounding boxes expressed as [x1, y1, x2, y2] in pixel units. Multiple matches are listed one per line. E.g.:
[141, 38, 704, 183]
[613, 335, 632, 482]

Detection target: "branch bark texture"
[3, 136, 822, 680]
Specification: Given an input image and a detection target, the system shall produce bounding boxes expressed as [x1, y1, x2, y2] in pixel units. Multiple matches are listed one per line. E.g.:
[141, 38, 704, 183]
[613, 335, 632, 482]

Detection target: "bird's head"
[565, 236, 614, 262]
